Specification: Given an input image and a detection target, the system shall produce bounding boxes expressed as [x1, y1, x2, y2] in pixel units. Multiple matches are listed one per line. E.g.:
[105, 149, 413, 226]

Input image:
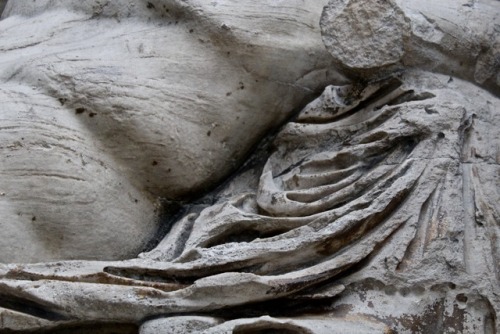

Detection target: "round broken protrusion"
[321, 0, 410, 71]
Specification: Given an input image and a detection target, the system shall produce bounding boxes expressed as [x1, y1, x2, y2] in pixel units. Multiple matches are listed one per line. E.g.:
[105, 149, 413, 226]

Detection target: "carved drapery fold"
[1, 70, 498, 333]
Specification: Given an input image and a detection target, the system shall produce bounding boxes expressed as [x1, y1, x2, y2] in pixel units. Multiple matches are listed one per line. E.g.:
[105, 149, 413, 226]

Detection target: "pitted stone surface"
[321, 0, 410, 69]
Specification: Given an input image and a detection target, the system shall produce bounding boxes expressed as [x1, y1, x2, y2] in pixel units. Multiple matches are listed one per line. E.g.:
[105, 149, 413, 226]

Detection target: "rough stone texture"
[0, 0, 342, 262]
[140, 315, 391, 334]
[321, 0, 500, 95]
[0, 70, 498, 333]
[140, 317, 221, 334]
[321, 0, 410, 69]
[0, 0, 498, 333]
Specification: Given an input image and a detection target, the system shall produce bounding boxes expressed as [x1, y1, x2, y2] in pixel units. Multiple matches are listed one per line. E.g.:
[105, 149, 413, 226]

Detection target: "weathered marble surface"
[1, 69, 498, 333]
[322, 0, 500, 95]
[0, 0, 342, 262]
[0, 0, 498, 333]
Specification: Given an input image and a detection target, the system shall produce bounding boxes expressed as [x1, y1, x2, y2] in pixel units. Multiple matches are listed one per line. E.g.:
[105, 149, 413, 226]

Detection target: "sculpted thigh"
[0, 0, 338, 262]
[0, 85, 158, 262]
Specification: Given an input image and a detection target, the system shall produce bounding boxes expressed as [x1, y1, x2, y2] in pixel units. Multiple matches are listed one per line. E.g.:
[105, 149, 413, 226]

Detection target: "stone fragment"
[320, 0, 500, 94]
[321, 0, 410, 69]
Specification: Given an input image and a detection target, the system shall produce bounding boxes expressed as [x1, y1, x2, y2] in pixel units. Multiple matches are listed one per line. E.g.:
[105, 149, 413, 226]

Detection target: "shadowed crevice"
[0, 294, 69, 322]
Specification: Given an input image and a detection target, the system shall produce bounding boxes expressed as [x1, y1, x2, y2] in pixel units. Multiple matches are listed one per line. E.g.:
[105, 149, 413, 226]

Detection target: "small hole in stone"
[152, 160, 158, 166]
[384, 286, 397, 295]
[400, 287, 410, 296]
[147, 2, 155, 9]
[207, 130, 211, 137]
[425, 106, 438, 114]
[32, 216, 36, 221]
[438, 132, 445, 139]
[456, 294, 468, 303]
[75, 107, 85, 114]
[89, 112, 97, 118]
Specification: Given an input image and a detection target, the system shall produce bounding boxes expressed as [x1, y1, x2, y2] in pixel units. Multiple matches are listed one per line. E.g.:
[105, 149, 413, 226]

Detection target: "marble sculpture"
[0, 0, 498, 332]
